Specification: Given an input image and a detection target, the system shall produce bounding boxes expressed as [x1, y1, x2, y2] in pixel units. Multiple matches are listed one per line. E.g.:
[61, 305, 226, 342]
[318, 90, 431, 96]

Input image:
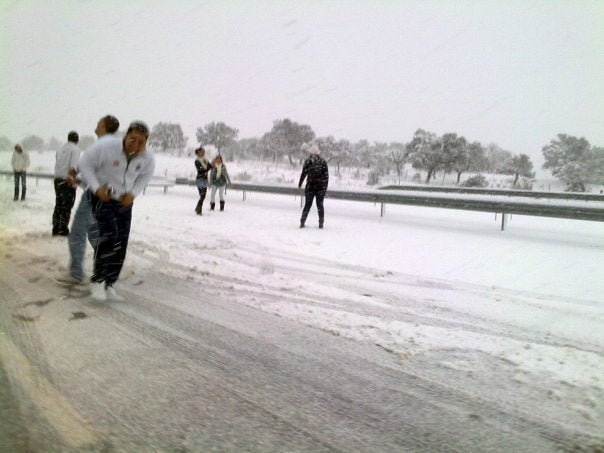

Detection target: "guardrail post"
[242, 189, 246, 202]
[501, 213, 507, 231]
[381, 202, 385, 217]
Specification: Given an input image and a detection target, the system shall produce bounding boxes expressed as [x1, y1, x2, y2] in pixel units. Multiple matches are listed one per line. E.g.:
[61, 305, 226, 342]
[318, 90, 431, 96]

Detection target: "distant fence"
[3, 171, 604, 230]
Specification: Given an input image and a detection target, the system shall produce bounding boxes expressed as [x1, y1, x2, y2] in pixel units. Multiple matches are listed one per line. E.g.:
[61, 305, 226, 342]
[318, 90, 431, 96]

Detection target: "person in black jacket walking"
[194, 147, 212, 215]
[298, 144, 329, 228]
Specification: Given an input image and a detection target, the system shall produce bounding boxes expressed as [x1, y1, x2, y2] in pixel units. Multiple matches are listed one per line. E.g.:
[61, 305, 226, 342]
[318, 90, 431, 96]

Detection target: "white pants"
[210, 185, 225, 203]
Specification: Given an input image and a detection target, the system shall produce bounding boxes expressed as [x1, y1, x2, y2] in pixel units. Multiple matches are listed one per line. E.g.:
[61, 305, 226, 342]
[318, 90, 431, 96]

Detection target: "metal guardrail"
[4, 172, 604, 229]
[379, 184, 604, 201]
[176, 179, 604, 230]
[0, 170, 54, 180]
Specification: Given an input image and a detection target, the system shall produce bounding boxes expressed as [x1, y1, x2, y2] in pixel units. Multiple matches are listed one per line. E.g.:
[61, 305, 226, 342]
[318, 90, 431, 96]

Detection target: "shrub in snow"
[514, 177, 533, 190]
[461, 174, 488, 188]
[366, 170, 380, 186]
[236, 171, 252, 181]
[566, 181, 586, 192]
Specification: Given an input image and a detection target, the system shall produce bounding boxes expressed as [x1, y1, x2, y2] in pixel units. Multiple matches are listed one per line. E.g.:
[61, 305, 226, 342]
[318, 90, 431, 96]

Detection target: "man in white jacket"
[11, 144, 30, 201]
[52, 131, 80, 235]
[78, 120, 155, 301]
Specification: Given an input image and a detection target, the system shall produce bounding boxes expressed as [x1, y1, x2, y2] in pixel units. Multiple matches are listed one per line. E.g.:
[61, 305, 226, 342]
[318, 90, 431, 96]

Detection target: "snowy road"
[1, 181, 603, 451]
[0, 238, 601, 451]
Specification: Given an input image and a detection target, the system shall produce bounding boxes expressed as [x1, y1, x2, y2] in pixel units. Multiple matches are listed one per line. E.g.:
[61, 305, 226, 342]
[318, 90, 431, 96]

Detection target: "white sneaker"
[106, 286, 124, 301]
[90, 282, 107, 301]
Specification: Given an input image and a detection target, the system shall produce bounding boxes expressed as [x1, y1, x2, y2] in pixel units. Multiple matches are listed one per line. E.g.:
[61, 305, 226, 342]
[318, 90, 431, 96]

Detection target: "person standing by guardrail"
[209, 155, 231, 211]
[11, 144, 30, 201]
[298, 144, 329, 229]
[194, 146, 212, 215]
[52, 131, 80, 236]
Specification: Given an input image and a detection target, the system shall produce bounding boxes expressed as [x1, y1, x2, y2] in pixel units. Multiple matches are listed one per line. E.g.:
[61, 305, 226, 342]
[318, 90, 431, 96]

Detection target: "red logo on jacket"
[112, 160, 120, 167]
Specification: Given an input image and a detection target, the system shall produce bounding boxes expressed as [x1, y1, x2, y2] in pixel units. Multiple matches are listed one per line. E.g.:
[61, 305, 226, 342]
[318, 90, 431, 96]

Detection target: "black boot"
[210, 202, 215, 211]
[319, 218, 324, 229]
[195, 200, 203, 215]
[220, 201, 225, 211]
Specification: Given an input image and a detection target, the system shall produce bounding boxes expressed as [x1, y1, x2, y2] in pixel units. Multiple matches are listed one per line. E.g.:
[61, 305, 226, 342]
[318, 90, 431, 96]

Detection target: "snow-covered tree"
[405, 129, 442, 183]
[46, 137, 61, 151]
[453, 140, 487, 184]
[543, 134, 603, 191]
[263, 119, 315, 166]
[387, 143, 406, 183]
[485, 143, 513, 174]
[510, 154, 534, 186]
[21, 135, 44, 151]
[196, 122, 238, 157]
[0, 135, 13, 151]
[440, 133, 467, 183]
[149, 122, 188, 154]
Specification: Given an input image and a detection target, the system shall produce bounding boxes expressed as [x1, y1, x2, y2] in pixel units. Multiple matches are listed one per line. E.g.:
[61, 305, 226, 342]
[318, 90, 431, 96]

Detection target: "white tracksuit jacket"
[78, 134, 155, 199]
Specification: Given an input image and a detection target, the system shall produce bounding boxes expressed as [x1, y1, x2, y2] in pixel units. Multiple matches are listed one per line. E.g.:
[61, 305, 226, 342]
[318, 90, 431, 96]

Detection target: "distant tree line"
[1, 120, 602, 191]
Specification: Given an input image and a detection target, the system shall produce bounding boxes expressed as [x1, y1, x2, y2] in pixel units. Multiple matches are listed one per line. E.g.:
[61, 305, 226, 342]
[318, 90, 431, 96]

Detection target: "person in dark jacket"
[194, 147, 212, 215]
[298, 144, 329, 228]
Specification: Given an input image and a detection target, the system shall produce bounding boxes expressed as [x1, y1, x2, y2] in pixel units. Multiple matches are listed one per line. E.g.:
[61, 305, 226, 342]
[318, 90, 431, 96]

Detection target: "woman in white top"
[208, 155, 231, 211]
[11, 144, 30, 201]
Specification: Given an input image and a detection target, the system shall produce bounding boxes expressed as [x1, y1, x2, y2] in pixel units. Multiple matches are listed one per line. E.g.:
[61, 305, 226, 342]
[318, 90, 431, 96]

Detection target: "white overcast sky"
[1, 0, 603, 167]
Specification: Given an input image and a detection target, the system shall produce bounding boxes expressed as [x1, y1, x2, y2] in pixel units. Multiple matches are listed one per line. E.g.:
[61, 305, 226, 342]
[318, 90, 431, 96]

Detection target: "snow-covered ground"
[1, 152, 603, 446]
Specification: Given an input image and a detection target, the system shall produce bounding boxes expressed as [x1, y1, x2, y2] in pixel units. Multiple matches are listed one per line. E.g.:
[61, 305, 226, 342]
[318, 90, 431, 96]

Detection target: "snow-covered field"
[1, 152, 603, 447]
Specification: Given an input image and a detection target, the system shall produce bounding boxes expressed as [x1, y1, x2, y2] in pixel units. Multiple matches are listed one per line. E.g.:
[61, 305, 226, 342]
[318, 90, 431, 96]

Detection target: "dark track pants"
[90, 193, 132, 286]
[52, 178, 76, 235]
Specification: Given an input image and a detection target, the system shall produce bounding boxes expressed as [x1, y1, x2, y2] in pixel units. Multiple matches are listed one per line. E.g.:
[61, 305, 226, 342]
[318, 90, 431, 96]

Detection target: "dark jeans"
[52, 178, 76, 235]
[301, 188, 326, 225]
[196, 186, 208, 212]
[13, 171, 26, 200]
[90, 193, 132, 286]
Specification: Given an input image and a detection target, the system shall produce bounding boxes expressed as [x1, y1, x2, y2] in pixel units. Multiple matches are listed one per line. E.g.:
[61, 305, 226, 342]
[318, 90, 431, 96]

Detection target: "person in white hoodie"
[11, 144, 30, 201]
[52, 131, 80, 236]
[78, 120, 155, 301]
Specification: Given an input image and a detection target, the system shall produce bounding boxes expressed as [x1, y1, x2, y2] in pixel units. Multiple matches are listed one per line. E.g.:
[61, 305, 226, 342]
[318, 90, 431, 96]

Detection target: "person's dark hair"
[126, 120, 149, 138]
[195, 146, 205, 155]
[67, 131, 79, 143]
[102, 115, 120, 134]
